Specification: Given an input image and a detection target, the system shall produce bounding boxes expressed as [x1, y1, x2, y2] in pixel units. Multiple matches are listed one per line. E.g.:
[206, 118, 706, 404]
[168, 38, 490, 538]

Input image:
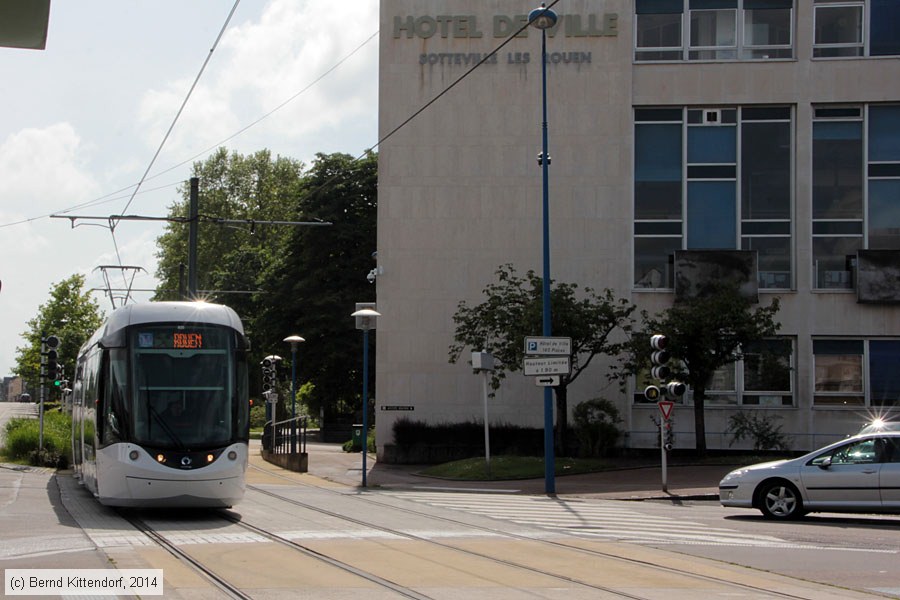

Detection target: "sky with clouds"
[0, 0, 379, 378]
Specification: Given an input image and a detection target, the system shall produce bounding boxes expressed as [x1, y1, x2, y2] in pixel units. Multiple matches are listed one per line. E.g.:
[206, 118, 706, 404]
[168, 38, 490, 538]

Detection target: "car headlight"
[720, 468, 749, 484]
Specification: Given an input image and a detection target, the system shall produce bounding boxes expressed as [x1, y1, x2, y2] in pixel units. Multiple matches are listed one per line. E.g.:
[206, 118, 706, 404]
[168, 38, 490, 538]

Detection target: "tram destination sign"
[524, 336, 572, 356]
[523, 356, 571, 376]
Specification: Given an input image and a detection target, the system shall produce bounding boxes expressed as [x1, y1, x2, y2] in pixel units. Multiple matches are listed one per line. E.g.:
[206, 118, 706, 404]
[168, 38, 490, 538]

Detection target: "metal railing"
[263, 415, 307, 456]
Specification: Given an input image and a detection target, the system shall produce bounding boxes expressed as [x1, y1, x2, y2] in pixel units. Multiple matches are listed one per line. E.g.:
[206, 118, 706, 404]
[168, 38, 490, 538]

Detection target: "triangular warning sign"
[658, 400, 674, 420]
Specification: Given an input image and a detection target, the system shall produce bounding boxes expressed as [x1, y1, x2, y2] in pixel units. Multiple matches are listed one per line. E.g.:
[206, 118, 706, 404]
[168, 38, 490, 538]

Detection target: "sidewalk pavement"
[264, 439, 731, 502]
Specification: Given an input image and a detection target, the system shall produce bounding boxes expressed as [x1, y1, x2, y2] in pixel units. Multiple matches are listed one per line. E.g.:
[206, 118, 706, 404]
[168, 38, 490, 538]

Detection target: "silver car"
[719, 431, 900, 519]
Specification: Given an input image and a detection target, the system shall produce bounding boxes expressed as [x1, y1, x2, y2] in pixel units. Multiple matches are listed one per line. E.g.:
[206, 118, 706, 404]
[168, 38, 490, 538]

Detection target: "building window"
[814, 0, 900, 58]
[634, 106, 793, 290]
[636, 0, 794, 62]
[812, 104, 900, 289]
[635, 338, 793, 405]
[814, 339, 900, 406]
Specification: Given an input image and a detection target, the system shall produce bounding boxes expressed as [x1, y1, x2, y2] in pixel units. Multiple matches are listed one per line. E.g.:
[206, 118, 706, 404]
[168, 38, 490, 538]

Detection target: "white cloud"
[136, 0, 379, 161]
[0, 123, 100, 216]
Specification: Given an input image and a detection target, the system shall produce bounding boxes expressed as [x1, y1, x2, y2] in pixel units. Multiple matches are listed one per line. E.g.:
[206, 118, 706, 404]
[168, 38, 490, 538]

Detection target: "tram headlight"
[227, 450, 237, 461]
[156, 454, 166, 464]
[206, 454, 215, 463]
[129, 450, 140, 461]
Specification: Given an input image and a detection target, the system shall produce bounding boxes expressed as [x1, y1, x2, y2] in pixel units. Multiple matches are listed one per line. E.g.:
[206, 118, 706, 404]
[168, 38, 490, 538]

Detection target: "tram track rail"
[120, 512, 253, 600]
[119, 508, 435, 600]
[244, 464, 834, 600]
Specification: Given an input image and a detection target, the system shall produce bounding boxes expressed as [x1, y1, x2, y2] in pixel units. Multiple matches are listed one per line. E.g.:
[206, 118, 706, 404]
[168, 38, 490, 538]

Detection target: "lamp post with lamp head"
[528, 2, 558, 495]
[351, 306, 380, 487]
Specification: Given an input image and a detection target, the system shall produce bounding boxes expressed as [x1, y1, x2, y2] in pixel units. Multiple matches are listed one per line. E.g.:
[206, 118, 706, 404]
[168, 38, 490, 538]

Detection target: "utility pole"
[188, 177, 199, 300]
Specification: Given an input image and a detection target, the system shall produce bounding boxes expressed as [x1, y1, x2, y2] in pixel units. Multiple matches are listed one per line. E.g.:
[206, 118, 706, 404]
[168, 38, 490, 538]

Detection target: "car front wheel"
[758, 480, 804, 520]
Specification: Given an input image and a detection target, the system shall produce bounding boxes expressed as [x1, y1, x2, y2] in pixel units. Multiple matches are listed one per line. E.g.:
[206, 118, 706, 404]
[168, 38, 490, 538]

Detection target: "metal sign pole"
[661, 421, 667, 493]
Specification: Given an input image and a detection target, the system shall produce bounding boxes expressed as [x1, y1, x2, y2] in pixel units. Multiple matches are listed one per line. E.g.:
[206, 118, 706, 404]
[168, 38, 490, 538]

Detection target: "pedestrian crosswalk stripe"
[387, 491, 791, 547]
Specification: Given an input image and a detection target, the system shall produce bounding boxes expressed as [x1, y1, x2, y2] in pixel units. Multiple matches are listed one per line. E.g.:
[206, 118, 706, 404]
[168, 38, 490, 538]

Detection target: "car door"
[879, 437, 900, 509]
[800, 438, 882, 510]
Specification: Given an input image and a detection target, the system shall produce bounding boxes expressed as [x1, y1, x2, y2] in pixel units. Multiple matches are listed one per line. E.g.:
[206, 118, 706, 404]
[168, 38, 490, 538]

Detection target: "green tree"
[153, 147, 305, 324]
[255, 152, 378, 420]
[624, 284, 782, 455]
[14, 274, 104, 399]
[449, 264, 636, 456]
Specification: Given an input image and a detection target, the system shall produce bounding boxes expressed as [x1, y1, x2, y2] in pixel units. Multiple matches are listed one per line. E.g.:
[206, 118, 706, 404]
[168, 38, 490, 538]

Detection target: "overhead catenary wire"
[4, 1, 563, 302]
[117, 0, 242, 221]
[0, 25, 379, 231]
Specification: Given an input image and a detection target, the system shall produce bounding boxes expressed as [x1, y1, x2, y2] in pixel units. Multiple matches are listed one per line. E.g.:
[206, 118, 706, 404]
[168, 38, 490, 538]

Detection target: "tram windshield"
[129, 325, 236, 449]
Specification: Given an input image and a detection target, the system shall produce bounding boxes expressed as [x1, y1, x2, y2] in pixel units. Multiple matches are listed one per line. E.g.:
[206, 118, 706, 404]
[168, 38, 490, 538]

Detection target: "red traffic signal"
[650, 334, 667, 351]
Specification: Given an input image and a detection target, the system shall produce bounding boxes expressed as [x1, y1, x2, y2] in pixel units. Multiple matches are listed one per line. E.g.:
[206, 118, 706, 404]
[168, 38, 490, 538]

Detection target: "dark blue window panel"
[868, 179, 900, 247]
[688, 165, 737, 178]
[813, 339, 863, 355]
[687, 181, 736, 248]
[690, 0, 735, 9]
[637, 0, 684, 14]
[814, 121, 862, 141]
[869, 106, 900, 162]
[744, 0, 792, 8]
[688, 126, 736, 163]
[742, 221, 791, 235]
[814, 107, 861, 119]
[635, 124, 682, 181]
[870, 0, 900, 57]
[869, 163, 900, 177]
[812, 221, 863, 235]
[636, 123, 683, 219]
[870, 340, 900, 406]
[635, 108, 683, 122]
[742, 106, 791, 121]
[635, 221, 683, 235]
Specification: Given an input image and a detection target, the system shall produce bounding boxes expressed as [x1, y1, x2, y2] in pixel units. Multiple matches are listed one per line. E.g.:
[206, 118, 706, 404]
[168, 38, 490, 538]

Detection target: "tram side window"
[101, 349, 129, 446]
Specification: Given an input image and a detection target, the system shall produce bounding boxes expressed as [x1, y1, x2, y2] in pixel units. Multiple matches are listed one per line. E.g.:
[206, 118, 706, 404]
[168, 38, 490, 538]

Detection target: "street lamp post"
[284, 335, 305, 454]
[351, 307, 380, 487]
[529, 2, 558, 495]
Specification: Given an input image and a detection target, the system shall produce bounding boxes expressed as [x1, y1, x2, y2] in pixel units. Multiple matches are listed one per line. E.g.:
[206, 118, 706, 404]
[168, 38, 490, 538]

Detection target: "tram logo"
[181, 456, 193, 467]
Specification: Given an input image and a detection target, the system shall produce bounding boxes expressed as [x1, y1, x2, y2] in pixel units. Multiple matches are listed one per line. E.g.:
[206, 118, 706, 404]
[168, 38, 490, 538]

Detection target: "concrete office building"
[375, 0, 900, 457]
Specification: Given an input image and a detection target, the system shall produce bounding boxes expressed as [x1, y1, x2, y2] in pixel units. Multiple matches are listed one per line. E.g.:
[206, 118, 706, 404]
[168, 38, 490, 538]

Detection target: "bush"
[249, 405, 267, 429]
[726, 411, 791, 452]
[3, 412, 72, 468]
[572, 398, 622, 458]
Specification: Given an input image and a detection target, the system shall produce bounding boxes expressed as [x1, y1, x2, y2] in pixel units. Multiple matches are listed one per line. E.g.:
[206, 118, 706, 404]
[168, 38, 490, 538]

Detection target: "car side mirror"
[818, 456, 832, 470]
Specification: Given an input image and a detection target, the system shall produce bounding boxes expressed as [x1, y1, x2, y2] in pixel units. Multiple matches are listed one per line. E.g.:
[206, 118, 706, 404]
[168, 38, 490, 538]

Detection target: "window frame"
[813, 338, 900, 407]
[812, 104, 900, 290]
[635, 0, 795, 62]
[633, 105, 794, 291]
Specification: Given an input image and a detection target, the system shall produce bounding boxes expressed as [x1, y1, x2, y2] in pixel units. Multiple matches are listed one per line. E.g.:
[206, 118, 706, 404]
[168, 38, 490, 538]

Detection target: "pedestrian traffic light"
[643, 385, 661, 401]
[649, 333, 670, 381]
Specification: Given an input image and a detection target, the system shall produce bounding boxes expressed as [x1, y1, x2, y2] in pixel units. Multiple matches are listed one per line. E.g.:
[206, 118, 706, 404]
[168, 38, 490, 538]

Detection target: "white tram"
[71, 301, 250, 507]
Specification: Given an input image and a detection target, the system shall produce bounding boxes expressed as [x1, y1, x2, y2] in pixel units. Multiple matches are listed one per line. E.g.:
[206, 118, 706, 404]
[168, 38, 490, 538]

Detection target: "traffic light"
[649, 334, 670, 381]
[261, 356, 279, 392]
[42, 335, 60, 382]
[643, 385, 661, 401]
[664, 380, 686, 400]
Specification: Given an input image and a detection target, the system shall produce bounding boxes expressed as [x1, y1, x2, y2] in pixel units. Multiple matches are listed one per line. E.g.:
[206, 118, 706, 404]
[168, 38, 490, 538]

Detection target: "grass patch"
[420, 455, 612, 481]
[2, 412, 72, 468]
